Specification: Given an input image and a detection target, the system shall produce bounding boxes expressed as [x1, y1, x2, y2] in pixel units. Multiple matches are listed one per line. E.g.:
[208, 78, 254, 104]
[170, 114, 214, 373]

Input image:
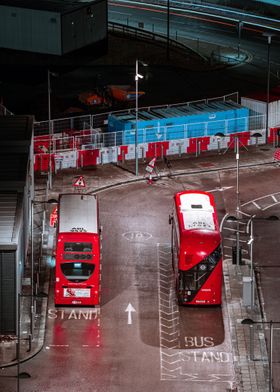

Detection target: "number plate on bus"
[63, 288, 91, 298]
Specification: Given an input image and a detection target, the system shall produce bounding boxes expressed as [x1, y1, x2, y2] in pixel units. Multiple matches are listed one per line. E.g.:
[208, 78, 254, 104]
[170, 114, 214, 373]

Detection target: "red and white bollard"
[147, 173, 154, 185]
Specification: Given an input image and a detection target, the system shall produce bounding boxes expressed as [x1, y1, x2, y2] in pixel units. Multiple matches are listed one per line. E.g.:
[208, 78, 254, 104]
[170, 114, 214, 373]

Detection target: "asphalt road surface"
[1, 158, 280, 391]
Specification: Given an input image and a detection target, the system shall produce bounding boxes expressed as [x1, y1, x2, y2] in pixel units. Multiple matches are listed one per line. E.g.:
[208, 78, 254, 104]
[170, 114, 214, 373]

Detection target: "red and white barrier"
[34, 129, 269, 174]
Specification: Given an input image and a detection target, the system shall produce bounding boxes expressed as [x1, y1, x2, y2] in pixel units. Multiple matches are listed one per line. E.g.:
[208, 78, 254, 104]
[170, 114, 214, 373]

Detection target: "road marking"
[48, 308, 100, 320]
[122, 231, 152, 241]
[125, 303, 136, 325]
[252, 201, 262, 209]
[46, 344, 69, 348]
[207, 186, 233, 193]
[157, 243, 235, 384]
[109, 10, 132, 16]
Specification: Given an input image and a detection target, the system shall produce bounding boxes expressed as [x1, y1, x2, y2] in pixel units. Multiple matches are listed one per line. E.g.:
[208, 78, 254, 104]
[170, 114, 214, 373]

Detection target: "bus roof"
[175, 191, 218, 232]
[59, 194, 98, 234]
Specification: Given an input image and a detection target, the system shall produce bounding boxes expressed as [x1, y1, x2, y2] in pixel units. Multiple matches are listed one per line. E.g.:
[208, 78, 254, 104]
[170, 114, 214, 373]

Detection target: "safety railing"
[0, 103, 14, 116]
[108, 21, 204, 61]
[34, 92, 240, 136]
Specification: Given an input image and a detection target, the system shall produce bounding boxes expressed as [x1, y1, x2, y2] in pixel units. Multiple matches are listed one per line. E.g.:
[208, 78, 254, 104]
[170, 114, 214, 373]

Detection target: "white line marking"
[252, 201, 262, 209]
[48, 344, 69, 347]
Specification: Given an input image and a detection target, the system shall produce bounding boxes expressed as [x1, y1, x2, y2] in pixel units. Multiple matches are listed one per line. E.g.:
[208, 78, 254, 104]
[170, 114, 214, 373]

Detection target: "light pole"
[263, 33, 274, 144]
[47, 70, 53, 190]
[246, 215, 256, 309]
[235, 136, 241, 266]
[167, 0, 170, 60]
[237, 21, 243, 59]
[47, 70, 51, 134]
[135, 60, 147, 176]
[47, 70, 58, 189]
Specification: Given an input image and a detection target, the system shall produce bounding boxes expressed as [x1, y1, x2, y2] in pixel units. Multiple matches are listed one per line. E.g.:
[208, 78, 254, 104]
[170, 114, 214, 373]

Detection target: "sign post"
[145, 157, 157, 184]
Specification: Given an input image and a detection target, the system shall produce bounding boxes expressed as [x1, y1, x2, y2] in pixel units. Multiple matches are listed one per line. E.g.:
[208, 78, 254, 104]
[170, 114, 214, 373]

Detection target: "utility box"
[243, 276, 252, 307]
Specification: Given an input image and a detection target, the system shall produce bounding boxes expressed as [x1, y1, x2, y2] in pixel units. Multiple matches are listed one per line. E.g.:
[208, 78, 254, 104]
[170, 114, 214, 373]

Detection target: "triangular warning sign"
[148, 157, 156, 168]
[73, 175, 86, 187]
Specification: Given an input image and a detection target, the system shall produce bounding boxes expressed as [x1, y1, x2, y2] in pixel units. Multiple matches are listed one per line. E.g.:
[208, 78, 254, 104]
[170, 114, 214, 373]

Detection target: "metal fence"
[34, 92, 240, 136]
[34, 112, 265, 154]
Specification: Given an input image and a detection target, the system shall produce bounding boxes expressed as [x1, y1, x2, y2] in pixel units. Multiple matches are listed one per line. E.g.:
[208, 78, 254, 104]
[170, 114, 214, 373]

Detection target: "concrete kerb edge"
[93, 158, 275, 194]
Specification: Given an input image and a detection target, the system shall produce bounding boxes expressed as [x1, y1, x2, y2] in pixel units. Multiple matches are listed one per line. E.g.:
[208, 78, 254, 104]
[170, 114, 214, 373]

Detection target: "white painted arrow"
[125, 303, 136, 325]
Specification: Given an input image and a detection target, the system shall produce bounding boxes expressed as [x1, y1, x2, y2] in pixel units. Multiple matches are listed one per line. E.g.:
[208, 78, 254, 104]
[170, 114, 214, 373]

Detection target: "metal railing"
[34, 92, 240, 136]
[0, 103, 14, 116]
[34, 112, 266, 154]
[108, 21, 206, 61]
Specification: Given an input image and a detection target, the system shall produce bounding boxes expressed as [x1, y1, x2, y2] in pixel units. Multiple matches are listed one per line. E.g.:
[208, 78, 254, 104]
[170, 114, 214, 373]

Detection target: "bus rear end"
[177, 234, 222, 305]
[54, 193, 100, 306]
[55, 232, 100, 306]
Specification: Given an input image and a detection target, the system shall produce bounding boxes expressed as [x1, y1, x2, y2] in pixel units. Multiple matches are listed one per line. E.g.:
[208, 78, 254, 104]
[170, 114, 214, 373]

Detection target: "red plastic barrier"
[78, 149, 100, 167]
[228, 132, 250, 149]
[146, 142, 169, 158]
[269, 127, 280, 144]
[34, 136, 50, 154]
[118, 146, 128, 161]
[187, 137, 210, 154]
[34, 154, 55, 173]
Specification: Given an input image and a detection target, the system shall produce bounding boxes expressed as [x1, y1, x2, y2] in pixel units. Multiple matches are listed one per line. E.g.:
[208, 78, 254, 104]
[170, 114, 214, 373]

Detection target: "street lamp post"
[266, 35, 272, 145]
[135, 60, 147, 176]
[237, 21, 243, 58]
[47, 70, 52, 134]
[235, 136, 241, 266]
[263, 33, 274, 144]
[47, 70, 53, 190]
[246, 215, 256, 309]
[47, 70, 58, 189]
[167, 0, 170, 60]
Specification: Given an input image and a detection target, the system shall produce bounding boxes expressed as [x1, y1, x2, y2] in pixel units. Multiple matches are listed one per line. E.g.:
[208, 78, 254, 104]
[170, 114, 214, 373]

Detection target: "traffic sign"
[145, 157, 157, 173]
[73, 176, 86, 188]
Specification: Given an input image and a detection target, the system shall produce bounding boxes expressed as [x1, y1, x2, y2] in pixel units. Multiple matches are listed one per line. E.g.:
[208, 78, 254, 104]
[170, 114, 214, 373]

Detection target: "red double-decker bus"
[171, 190, 222, 305]
[54, 194, 101, 306]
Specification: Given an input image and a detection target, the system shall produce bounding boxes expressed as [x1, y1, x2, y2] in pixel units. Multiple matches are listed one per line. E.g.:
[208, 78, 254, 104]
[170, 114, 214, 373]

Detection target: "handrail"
[108, 21, 207, 62]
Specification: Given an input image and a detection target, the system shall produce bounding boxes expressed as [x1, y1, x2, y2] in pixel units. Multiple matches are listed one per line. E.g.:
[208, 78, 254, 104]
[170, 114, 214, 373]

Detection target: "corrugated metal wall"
[0, 193, 24, 335]
[241, 97, 280, 127]
[0, 251, 16, 334]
